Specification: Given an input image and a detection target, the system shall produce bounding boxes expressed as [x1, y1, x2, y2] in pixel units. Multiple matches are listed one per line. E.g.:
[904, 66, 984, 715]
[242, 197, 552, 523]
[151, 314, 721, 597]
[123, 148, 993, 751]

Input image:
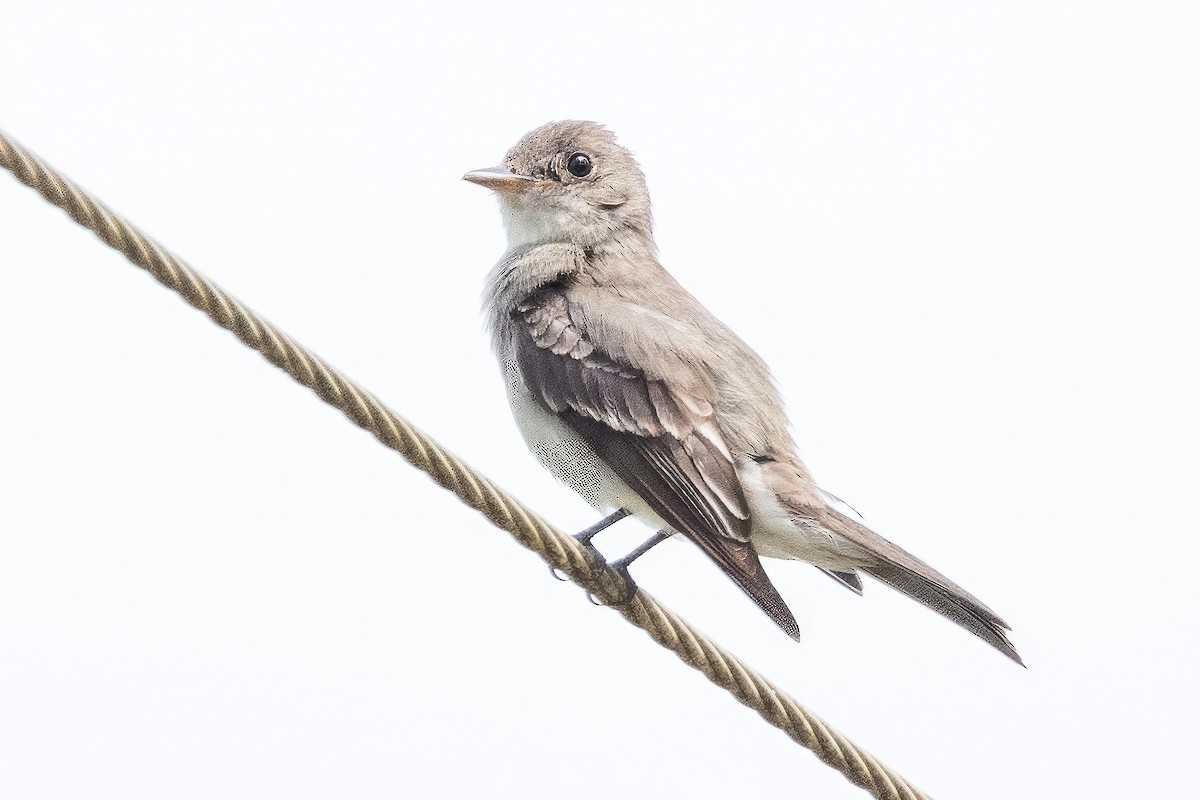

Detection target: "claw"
[580, 530, 672, 607]
[608, 563, 638, 604]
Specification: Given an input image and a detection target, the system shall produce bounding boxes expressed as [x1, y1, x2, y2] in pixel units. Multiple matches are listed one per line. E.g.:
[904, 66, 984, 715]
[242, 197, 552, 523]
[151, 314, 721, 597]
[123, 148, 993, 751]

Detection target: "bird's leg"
[550, 509, 635, 583]
[608, 530, 672, 602]
[611, 529, 672, 570]
[573, 507, 632, 545]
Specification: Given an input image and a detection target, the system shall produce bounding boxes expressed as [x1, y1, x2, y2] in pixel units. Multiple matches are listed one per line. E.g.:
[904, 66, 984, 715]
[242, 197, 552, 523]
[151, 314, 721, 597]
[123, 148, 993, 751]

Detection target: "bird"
[464, 120, 1021, 665]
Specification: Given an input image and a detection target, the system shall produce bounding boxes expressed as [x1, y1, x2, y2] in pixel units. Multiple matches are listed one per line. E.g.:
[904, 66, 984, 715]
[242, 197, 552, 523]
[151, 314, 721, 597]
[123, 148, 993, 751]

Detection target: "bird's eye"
[567, 153, 592, 178]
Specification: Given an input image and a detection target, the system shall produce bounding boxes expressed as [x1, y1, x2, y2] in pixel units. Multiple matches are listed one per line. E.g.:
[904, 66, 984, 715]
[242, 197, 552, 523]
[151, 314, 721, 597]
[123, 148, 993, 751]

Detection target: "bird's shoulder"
[512, 281, 718, 439]
[515, 278, 717, 394]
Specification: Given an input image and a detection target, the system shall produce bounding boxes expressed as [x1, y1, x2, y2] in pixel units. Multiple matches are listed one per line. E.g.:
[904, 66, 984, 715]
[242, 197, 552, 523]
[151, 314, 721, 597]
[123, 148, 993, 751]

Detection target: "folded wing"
[514, 285, 800, 639]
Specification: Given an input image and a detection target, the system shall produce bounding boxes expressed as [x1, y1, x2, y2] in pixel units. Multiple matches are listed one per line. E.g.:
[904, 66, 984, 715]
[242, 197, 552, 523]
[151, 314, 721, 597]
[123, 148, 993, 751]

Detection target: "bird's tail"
[821, 507, 1024, 665]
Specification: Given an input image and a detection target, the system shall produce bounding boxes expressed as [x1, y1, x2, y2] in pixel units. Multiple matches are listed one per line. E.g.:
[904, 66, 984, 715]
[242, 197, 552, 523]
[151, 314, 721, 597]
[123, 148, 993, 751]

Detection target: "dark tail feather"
[862, 562, 1024, 666]
[821, 507, 1023, 665]
[818, 567, 864, 595]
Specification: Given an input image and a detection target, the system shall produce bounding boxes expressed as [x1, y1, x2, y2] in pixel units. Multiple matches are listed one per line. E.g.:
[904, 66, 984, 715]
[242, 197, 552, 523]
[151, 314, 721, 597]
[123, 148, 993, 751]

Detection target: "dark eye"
[567, 153, 592, 177]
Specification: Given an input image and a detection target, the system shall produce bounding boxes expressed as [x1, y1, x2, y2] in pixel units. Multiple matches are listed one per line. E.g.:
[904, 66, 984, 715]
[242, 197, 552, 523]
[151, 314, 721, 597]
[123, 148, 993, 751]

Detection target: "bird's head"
[464, 120, 652, 252]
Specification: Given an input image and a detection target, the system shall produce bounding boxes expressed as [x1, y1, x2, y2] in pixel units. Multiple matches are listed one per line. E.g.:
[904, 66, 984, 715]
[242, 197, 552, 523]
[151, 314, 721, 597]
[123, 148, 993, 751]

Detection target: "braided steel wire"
[0, 128, 930, 800]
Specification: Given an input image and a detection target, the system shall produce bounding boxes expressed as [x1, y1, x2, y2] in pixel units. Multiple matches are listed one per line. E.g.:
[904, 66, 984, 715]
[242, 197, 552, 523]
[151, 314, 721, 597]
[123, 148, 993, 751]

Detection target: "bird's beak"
[462, 166, 536, 193]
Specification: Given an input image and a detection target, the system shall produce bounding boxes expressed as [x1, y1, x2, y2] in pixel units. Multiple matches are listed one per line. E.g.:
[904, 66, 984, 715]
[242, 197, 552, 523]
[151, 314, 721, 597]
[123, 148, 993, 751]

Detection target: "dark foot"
[605, 530, 672, 604]
[549, 509, 633, 583]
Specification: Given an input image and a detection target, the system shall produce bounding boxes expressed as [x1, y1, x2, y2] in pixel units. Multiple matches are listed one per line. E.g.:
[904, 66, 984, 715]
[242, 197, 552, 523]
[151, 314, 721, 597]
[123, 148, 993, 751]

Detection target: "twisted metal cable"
[0, 128, 930, 800]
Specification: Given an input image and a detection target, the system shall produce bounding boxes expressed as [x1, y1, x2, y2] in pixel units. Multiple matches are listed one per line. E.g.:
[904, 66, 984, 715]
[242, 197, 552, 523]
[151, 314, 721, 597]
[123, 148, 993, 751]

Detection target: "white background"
[2, 3, 1197, 798]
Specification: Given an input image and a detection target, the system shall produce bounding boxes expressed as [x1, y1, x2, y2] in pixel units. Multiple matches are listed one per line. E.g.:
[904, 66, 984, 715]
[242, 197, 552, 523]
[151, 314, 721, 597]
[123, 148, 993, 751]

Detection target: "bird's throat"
[500, 200, 572, 250]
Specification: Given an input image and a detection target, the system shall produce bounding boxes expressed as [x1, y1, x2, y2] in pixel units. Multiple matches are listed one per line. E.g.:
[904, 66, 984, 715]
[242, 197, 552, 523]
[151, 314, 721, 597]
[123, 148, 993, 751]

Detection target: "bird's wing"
[513, 285, 799, 639]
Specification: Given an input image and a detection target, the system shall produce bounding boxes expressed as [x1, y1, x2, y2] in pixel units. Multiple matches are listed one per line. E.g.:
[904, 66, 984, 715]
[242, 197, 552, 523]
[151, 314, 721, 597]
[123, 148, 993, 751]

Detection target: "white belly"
[501, 359, 670, 530]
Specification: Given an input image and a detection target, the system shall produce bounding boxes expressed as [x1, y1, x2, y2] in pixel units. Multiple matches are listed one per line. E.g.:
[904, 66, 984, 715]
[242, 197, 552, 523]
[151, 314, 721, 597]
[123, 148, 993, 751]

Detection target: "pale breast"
[501, 359, 669, 528]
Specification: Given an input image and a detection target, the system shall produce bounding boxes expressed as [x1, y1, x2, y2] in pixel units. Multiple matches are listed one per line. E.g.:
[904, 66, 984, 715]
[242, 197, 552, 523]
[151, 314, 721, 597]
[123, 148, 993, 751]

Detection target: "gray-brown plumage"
[466, 120, 1021, 664]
